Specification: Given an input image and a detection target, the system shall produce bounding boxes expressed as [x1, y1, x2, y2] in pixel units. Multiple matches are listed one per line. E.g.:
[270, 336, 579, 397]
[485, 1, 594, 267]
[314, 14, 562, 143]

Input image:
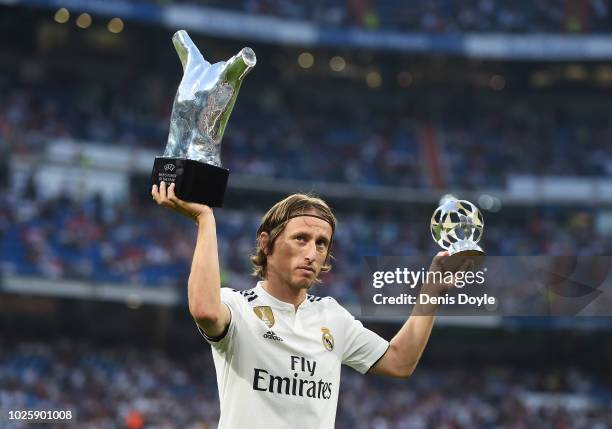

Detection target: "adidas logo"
[263, 330, 283, 342]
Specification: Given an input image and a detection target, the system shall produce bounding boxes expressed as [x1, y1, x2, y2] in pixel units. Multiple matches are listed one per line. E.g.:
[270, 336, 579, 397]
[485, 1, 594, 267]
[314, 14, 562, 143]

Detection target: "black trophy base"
[151, 157, 229, 207]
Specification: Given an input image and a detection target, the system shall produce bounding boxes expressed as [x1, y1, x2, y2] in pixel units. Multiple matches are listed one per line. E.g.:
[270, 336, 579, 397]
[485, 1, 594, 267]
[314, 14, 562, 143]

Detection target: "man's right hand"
[152, 181, 212, 223]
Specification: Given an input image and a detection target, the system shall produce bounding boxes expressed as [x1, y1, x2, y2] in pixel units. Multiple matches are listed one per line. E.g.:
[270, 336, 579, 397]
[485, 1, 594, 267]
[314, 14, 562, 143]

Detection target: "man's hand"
[151, 181, 212, 223]
[421, 251, 475, 297]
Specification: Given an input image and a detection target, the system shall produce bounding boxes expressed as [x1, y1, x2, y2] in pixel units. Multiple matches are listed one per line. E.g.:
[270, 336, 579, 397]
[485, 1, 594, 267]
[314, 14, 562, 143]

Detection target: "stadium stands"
[1, 189, 608, 304]
[153, 0, 612, 34]
[1, 339, 611, 428]
[2, 3, 612, 428]
[2, 77, 612, 191]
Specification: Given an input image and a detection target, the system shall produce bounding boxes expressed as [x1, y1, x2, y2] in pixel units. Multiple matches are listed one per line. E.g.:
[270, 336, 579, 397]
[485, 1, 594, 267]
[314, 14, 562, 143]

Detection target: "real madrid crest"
[321, 327, 334, 351]
[253, 306, 275, 328]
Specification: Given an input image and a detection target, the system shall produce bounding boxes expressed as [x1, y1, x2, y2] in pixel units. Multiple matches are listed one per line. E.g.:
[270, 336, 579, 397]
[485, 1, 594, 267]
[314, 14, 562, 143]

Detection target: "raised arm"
[152, 181, 230, 337]
[370, 251, 468, 378]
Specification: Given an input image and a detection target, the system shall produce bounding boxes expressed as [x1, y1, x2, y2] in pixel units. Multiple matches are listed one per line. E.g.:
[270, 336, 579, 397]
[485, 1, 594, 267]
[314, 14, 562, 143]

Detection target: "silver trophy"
[151, 30, 256, 207]
[431, 195, 484, 257]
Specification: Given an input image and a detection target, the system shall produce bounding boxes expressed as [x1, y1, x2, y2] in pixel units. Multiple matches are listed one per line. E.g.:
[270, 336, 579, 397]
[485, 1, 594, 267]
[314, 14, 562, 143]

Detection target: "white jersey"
[199, 282, 389, 429]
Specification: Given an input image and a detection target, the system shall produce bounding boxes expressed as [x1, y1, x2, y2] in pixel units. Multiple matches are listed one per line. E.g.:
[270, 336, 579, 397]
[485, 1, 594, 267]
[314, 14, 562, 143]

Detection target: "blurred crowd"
[1, 189, 405, 302]
[2, 6, 612, 429]
[1, 9, 611, 302]
[164, 0, 611, 34]
[0, 187, 608, 304]
[2, 77, 611, 191]
[1, 340, 611, 429]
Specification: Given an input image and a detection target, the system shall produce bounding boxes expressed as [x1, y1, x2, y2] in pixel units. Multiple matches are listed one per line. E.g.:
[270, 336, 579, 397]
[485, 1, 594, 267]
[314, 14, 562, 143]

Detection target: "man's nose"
[304, 241, 317, 263]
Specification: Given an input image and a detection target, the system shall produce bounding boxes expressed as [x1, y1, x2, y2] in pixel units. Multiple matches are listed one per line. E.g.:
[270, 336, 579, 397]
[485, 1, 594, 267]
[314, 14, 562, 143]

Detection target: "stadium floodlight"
[53, 8, 70, 24]
[107, 18, 124, 34]
[75, 13, 91, 29]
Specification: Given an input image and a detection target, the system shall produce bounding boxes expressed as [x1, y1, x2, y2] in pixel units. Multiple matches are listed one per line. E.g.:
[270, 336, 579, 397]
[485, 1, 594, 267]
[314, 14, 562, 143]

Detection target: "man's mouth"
[297, 266, 315, 274]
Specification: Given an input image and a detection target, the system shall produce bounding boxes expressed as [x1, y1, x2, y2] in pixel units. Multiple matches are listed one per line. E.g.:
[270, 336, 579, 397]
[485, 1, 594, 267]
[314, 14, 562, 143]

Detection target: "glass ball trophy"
[431, 195, 485, 270]
[151, 30, 256, 207]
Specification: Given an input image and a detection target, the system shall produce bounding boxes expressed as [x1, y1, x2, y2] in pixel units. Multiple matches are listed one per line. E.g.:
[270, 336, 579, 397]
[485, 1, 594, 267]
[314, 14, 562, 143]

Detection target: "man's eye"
[317, 241, 327, 252]
[296, 236, 306, 242]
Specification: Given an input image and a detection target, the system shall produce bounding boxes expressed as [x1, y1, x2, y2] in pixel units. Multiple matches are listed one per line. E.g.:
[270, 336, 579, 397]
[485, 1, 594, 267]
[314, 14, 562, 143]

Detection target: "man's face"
[264, 213, 333, 291]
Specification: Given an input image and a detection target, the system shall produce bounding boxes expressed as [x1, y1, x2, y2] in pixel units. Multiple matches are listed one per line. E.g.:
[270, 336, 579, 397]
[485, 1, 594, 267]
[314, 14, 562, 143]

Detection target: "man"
[152, 181, 458, 428]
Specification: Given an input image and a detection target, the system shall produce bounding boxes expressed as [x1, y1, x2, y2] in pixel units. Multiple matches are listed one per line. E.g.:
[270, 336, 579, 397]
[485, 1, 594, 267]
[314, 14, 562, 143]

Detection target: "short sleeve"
[338, 303, 389, 374]
[196, 288, 244, 353]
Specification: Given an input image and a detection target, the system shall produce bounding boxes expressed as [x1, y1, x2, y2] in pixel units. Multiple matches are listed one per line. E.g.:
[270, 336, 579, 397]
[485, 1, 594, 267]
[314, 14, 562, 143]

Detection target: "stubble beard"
[290, 275, 317, 291]
[268, 264, 318, 292]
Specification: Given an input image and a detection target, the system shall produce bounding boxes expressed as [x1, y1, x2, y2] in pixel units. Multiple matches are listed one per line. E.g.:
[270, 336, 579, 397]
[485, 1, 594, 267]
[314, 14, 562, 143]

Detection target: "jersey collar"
[255, 281, 311, 311]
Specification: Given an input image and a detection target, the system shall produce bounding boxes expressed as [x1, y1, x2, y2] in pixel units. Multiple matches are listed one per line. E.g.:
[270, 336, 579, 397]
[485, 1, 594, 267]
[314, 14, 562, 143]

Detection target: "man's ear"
[258, 232, 270, 255]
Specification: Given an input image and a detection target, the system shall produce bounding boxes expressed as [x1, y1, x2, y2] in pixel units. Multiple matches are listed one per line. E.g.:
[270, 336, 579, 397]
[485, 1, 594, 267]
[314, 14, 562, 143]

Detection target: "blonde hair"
[250, 193, 336, 279]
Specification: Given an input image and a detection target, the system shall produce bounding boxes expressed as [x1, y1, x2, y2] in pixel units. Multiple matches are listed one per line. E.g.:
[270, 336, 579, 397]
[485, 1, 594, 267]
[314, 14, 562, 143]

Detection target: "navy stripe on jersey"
[197, 322, 231, 343]
[239, 288, 259, 302]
